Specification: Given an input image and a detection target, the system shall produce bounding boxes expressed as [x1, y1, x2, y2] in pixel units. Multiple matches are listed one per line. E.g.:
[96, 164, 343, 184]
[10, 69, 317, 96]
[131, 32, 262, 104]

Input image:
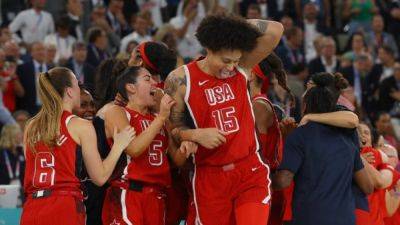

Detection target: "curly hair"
[195, 14, 262, 53]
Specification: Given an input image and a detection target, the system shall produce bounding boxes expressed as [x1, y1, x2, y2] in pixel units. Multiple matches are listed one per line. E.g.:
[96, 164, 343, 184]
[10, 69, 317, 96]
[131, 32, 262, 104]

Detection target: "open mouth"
[150, 89, 156, 96]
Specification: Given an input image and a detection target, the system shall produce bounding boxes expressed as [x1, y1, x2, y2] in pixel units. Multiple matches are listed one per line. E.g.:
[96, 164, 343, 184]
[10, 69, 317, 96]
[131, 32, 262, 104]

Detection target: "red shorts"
[355, 209, 371, 225]
[193, 154, 271, 225]
[186, 196, 196, 225]
[268, 190, 285, 225]
[102, 185, 166, 225]
[165, 182, 188, 225]
[21, 195, 85, 225]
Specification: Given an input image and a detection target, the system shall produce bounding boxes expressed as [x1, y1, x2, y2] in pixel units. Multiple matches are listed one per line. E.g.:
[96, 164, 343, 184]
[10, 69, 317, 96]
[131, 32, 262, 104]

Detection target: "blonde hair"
[26, 67, 73, 151]
[0, 124, 21, 149]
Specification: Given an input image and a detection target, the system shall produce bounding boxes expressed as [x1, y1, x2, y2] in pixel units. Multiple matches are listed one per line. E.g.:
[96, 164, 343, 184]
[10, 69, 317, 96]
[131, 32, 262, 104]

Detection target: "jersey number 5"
[149, 140, 163, 166]
[33, 152, 55, 188]
[212, 107, 239, 133]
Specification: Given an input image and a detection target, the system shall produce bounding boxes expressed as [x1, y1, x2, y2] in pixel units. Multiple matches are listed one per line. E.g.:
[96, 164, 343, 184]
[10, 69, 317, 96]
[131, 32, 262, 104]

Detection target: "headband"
[138, 42, 159, 74]
[252, 65, 267, 81]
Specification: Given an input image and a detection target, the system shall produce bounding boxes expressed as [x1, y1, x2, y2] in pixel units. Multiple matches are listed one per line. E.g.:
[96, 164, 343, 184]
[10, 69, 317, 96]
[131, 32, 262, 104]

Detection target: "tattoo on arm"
[255, 20, 269, 33]
[164, 71, 190, 143]
[164, 72, 187, 96]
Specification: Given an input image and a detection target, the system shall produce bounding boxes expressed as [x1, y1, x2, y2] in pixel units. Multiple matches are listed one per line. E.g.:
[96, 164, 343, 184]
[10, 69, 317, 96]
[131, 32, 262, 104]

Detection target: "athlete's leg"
[143, 191, 166, 225]
[235, 202, 270, 225]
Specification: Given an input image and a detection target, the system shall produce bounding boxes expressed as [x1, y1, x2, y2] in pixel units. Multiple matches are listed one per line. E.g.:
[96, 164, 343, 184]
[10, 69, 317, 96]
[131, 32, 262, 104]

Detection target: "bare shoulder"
[164, 66, 187, 97]
[104, 104, 126, 118]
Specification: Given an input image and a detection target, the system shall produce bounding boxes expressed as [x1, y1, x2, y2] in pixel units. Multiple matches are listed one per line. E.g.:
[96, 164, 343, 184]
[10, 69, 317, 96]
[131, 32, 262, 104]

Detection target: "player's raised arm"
[239, 19, 284, 70]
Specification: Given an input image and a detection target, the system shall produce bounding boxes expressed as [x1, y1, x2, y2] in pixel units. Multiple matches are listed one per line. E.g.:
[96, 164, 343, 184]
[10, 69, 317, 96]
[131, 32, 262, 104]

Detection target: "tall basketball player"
[164, 14, 284, 225]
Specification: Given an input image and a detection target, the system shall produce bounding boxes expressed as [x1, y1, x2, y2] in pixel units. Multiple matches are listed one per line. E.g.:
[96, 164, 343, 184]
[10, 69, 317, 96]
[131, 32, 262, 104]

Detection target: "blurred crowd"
[0, 0, 399, 185]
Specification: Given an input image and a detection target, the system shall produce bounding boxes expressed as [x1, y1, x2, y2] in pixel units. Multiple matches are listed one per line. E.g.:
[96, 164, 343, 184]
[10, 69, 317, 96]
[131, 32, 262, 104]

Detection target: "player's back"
[24, 111, 82, 195]
[184, 60, 258, 166]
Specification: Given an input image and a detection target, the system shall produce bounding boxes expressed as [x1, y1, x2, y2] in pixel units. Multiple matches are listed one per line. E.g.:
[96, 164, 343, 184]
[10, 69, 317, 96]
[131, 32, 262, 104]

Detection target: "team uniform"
[252, 94, 286, 225]
[102, 108, 170, 225]
[21, 111, 85, 225]
[183, 60, 271, 225]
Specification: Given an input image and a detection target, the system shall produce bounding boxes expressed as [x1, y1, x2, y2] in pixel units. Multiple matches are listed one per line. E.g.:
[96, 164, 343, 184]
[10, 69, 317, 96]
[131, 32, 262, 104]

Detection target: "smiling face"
[129, 68, 157, 107]
[206, 49, 242, 79]
[358, 123, 372, 147]
[74, 89, 95, 120]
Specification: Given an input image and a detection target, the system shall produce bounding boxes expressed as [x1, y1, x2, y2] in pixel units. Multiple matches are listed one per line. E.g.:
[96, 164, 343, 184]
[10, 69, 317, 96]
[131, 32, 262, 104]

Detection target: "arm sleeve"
[278, 129, 304, 174]
[351, 130, 364, 172]
[9, 12, 24, 33]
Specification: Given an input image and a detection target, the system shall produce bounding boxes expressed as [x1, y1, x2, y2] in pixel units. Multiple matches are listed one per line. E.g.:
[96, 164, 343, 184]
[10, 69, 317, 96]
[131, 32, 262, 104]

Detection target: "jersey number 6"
[33, 152, 55, 188]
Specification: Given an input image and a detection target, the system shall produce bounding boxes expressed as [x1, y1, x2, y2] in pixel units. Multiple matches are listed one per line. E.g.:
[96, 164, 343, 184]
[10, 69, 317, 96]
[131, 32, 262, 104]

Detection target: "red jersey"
[24, 111, 82, 195]
[252, 94, 283, 170]
[1, 71, 16, 111]
[361, 147, 384, 168]
[184, 61, 259, 166]
[384, 208, 400, 225]
[117, 108, 171, 187]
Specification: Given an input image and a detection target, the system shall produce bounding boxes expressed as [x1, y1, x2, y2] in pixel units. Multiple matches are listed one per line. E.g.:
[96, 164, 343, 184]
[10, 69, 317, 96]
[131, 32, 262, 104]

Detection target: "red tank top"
[24, 111, 82, 194]
[252, 94, 283, 170]
[184, 61, 259, 166]
[119, 108, 171, 187]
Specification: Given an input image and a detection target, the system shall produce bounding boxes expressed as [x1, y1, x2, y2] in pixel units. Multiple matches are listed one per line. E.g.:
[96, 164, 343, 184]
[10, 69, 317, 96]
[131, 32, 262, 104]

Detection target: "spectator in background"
[116, 40, 138, 59]
[344, 32, 368, 62]
[276, 26, 305, 72]
[136, 0, 168, 28]
[64, 42, 95, 90]
[66, 0, 84, 42]
[119, 12, 152, 54]
[0, 77, 17, 126]
[12, 110, 30, 132]
[45, 44, 57, 67]
[0, 124, 24, 185]
[44, 15, 76, 65]
[340, 53, 372, 109]
[387, 1, 400, 45]
[86, 27, 109, 69]
[379, 62, 400, 115]
[344, 0, 378, 34]
[169, 0, 205, 61]
[0, 52, 24, 112]
[299, 2, 332, 62]
[365, 45, 397, 119]
[366, 14, 398, 61]
[9, 0, 55, 45]
[280, 15, 294, 32]
[16, 42, 51, 115]
[308, 36, 340, 75]
[246, 4, 261, 19]
[89, 5, 121, 55]
[106, 0, 128, 37]
[3, 40, 23, 65]
[374, 112, 399, 150]
[0, 27, 15, 46]
[153, 24, 184, 66]
[287, 63, 308, 99]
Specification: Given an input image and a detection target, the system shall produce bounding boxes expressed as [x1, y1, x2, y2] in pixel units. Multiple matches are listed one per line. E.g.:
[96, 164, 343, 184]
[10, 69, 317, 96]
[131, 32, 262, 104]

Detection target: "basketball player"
[164, 14, 284, 225]
[20, 67, 135, 225]
[102, 66, 196, 225]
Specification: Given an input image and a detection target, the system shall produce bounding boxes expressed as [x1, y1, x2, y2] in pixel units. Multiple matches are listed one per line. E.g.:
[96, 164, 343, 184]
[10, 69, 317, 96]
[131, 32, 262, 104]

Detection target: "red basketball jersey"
[24, 111, 82, 195]
[120, 108, 171, 187]
[252, 94, 283, 170]
[184, 61, 259, 166]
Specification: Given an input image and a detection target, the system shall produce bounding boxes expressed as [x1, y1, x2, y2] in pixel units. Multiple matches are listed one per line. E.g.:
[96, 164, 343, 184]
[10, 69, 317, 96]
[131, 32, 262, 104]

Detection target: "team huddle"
[19, 13, 400, 225]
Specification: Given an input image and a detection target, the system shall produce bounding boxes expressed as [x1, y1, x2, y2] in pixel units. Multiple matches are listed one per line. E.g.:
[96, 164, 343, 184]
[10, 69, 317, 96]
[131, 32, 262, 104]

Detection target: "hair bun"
[333, 73, 349, 90]
[311, 72, 335, 88]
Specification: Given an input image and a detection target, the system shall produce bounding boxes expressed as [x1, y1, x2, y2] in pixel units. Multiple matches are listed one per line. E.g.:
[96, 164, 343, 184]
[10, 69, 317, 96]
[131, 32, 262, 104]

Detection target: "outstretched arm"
[239, 19, 284, 70]
[300, 111, 359, 128]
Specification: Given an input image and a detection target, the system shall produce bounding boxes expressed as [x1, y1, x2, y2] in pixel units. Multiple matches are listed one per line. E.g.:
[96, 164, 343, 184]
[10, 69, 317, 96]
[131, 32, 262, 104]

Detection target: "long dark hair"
[304, 73, 339, 114]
